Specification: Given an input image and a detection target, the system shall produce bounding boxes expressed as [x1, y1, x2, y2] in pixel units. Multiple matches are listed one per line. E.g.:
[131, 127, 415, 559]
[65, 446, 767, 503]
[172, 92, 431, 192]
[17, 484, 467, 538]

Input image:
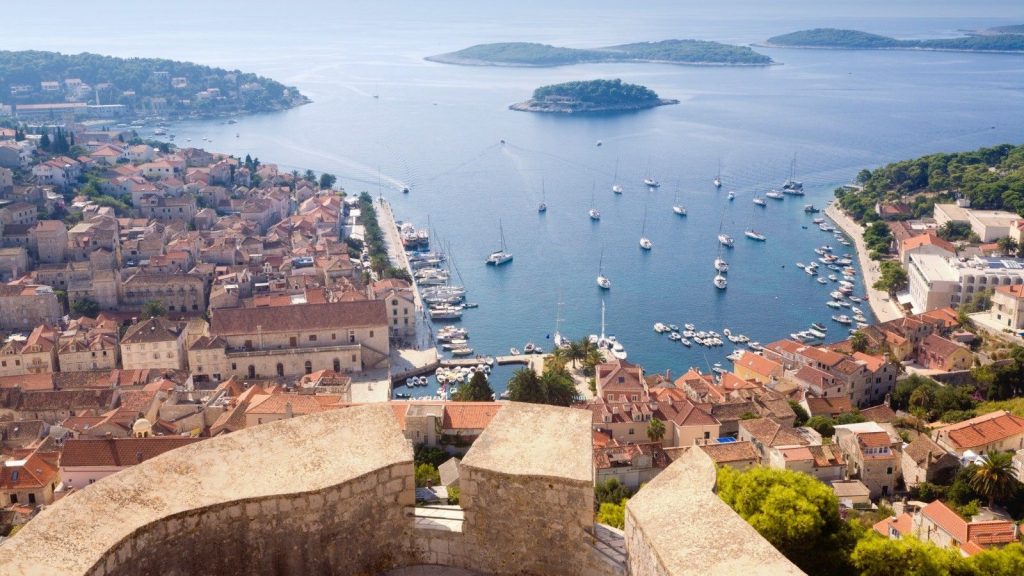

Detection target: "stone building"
[835, 422, 903, 499]
[187, 300, 389, 382]
[0, 284, 62, 330]
[29, 220, 67, 264]
[0, 325, 58, 377]
[901, 435, 960, 488]
[120, 317, 188, 371]
[0, 450, 60, 507]
[933, 410, 1024, 457]
[370, 278, 416, 341]
[121, 272, 206, 314]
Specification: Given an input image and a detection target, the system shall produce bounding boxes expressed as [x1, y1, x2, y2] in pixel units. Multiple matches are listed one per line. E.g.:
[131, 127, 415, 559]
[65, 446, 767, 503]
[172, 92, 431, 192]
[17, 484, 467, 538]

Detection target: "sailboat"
[782, 153, 804, 195]
[612, 159, 623, 194]
[714, 205, 729, 289]
[538, 178, 547, 213]
[596, 250, 611, 289]
[672, 184, 687, 216]
[753, 195, 767, 207]
[714, 273, 728, 289]
[485, 220, 513, 265]
[589, 299, 627, 360]
[639, 207, 653, 250]
[589, 183, 601, 220]
[714, 160, 722, 188]
[714, 257, 729, 273]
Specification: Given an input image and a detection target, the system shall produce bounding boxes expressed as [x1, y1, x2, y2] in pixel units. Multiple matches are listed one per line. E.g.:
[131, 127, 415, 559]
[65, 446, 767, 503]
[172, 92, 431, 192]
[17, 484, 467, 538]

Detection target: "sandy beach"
[825, 203, 905, 323]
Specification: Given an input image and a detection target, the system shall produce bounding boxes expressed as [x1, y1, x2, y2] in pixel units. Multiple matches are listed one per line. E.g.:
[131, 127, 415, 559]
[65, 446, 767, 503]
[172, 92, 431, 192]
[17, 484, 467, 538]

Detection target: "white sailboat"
[639, 207, 653, 250]
[714, 257, 729, 273]
[538, 177, 547, 213]
[753, 195, 767, 206]
[714, 273, 728, 289]
[612, 159, 623, 194]
[714, 159, 722, 188]
[672, 184, 686, 216]
[596, 250, 611, 289]
[589, 299, 627, 360]
[485, 220, 513, 265]
[589, 183, 601, 220]
[782, 153, 804, 195]
[714, 205, 729, 289]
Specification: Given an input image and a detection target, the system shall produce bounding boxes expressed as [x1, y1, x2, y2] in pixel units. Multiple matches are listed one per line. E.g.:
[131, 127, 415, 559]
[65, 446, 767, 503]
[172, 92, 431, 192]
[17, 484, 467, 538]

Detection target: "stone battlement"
[0, 403, 803, 576]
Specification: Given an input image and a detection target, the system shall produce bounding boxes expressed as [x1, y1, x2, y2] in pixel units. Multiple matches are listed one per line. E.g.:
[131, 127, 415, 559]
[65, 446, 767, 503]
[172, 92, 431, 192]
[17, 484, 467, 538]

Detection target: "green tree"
[850, 331, 869, 353]
[863, 221, 893, 254]
[319, 172, 337, 190]
[415, 463, 440, 487]
[805, 416, 835, 437]
[566, 337, 590, 368]
[413, 444, 448, 468]
[140, 300, 167, 319]
[594, 478, 630, 506]
[303, 169, 317, 182]
[596, 499, 626, 529]
[968, 451, 1020, 508]
[581, 347, 604, 377]
[646, 417, 666, 442]
[873, 261, 909, 294]
[717, 466, 859, 575]
[452, 371, 494, 402]
[506, 368, 545, 403]
[835, 411, 866, 425]
[938, 221, 973, 242]
[39, 132, 51, 151]
[71, 297, 100, 317]
[997, 236, 1019, 256]
[540, 365, 578, 407]
[789, 400, 810, 427]
[970, 542, 1024, 576]
[851, 533, 970, 576]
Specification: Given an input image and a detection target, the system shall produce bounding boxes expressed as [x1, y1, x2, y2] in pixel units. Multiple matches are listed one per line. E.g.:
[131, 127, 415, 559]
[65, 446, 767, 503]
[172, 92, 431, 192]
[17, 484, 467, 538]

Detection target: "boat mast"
[600, 299, 606, 341]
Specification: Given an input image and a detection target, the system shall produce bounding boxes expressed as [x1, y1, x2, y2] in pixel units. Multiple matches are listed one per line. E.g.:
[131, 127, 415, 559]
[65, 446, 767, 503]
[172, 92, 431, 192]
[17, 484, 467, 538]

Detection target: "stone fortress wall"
[0, 403, 803, 576]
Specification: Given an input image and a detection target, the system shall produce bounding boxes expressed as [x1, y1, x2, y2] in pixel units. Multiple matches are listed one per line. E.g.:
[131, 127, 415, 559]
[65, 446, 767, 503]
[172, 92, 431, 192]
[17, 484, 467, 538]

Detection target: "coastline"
[754, 42, 1024, 55]
[424, 55, 775, 67]
[509, 98, 679, 114]
[825, 203, 905, 323]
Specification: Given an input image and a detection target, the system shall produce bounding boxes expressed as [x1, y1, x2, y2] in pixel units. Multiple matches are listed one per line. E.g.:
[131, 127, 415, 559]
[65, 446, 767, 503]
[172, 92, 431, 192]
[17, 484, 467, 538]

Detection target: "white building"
[908, 253, 1024, 313]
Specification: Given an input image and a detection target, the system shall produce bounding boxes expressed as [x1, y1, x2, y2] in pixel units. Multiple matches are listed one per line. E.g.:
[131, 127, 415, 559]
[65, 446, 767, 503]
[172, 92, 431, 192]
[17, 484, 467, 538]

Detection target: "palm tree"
[507, 368, 545, 404]
[567, 338, 588, 368]
[582, 348, 605, 377]
[850, 331, 869, 353]
[968, 451, 1019, 508]
[646, 417, 666, 443]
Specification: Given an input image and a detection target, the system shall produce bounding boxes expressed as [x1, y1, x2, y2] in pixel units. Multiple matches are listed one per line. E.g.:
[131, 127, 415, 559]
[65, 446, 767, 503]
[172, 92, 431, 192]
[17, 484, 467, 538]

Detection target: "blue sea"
[7, 0, 1024, 388]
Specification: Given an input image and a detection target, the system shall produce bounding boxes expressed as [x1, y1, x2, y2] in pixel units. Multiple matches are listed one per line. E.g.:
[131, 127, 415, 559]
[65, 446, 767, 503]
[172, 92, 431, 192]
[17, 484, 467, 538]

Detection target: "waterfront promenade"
[825, 203, 904, 323]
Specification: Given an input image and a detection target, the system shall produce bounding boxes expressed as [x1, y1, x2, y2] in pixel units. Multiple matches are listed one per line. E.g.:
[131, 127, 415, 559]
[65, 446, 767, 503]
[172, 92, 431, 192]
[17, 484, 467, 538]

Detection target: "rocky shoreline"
[509, 98, 679, 114]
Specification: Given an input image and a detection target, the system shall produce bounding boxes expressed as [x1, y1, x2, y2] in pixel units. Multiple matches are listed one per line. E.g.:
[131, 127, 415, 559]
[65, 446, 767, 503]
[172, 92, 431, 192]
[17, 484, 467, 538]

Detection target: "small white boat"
[510, 347, 521, 355]
[714, 258, 729, 272]
[523, 342, 537, 354]
[713, 274, 728, 290]
[832, 314, 853, 325]
[753, 196, 767, 206]
[817, 277, 829, 284]
[612, 184, 623, 194]
[680, 338, 691, 347]
[597, 275, 611, 289]
[744, 229, 767, 241]
[589, 208, 601, 220]
[796, 262, 805, 268]
[673, 204, 687, 216]
[718, 234, 734, 248]
[654, 323, 670, 333]
[643, 177, 660, 188]
[640, 237, 653, 250]
[826, 300, 842, 308]
[714, 177, 722, 188]
[728, 191, 735, 201]
[849, 296, 863, 303]
[684, 323, 695, 331]
[766, 190, 784, 199]
[807, 328, 827, 339]
[669, 332, 682, 341]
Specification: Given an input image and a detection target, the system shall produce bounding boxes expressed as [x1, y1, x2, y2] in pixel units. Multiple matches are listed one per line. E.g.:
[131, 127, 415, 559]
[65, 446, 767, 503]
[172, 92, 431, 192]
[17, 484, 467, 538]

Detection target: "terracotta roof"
[0, 373, 55, 392]
[654, 396, 719, 427]
[0, 451, 59, 490]
[210, 300, 387, 335]
[805, 396, 853, 418]
[904, 435, 951, 466]
[740, 417, 809, 447]
[59, 437, 201, 468]
[733, 351, 782, 378]
[858, 431, 895, 449]
[794, 366, 835, 390]
[245, 394, 342, 416]
[122, 317, 182, 345]
[593, 442, 669, 471]
[995, 284, 1024, 298]
[698, 441, 759, 464]
[778, 444, 844, 467]
[852, 352, 886, 372]
[597, 361, 644, 393]
[17, 389, 115, 413]
[873, 513, 914, 538]
[118, 390, 158, 412]
[859, 404, 898, 424]
[937, 410, 1024, 451]
[967, 521, 1019, 547]
[443, 403, 502, 430]
[921, 500, 968, 544]
[920, 334, 969, 359]
[902, 232, 956, 255]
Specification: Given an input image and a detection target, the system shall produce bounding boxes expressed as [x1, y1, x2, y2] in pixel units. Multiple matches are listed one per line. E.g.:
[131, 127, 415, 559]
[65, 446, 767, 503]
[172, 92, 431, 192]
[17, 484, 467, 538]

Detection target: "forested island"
[0, 50, 309, 121]
[510, 79, 677, 114]
[835, 143, 1024, 223]
[427, 40, 773, 67]
[764, 28, 1024, 53]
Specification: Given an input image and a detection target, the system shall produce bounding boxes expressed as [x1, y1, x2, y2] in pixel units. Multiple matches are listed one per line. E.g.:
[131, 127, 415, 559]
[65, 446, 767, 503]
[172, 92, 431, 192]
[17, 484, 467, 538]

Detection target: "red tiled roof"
[699, 441, 759, 464]
[873, 513, 914, 538]
[59, 437, 200, 468]
[0, 451, 59, 490]
[734, 351, 782, 378]
[937, 410, 1024, 451]
[442, 403, 502, 430]
[922, 500, 968, 544]
[859, 404, 898, 423]
[858, 431, 894, 449]
[852, 352, 886, 372]
[902, 233, 956, 255]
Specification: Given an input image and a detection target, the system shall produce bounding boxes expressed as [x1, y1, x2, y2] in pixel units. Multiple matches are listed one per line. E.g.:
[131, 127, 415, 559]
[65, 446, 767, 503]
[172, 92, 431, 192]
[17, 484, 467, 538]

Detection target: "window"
[348, 331, 355, 344]
[289, 337, 297, 347]
[631, 395, 638, 402]
[231, 363, 237, 371]
[333, 358, 341, 372]
[392, 299, 398, 306]
[369, 330, 374, 338]
[304, 360, 312, 375]
[28, 493, 35, 504]
[1, 361, 5, 367]
[331, 333, 337, 341]
[703, 431, 711, 440]
[309, 335, 317, 342]
[277, 363, 284, 376]
[886, 467, 893, 475]
[9, 494, 16, 504]
[628, 428, 634, 435]
[248, 365, 256, 378]
[244, 339, 253, 349]
[351, 354, 357, 362]
[394, 319, 398, 325]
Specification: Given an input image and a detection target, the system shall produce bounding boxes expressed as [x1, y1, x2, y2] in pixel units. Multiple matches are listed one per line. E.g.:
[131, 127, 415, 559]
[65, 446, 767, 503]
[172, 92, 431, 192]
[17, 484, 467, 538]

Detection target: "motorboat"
[669, 324, 679, 332]
[450, 346, 475, 356]
[796, 262, 805, 268]
[510, 347, 521, 355]
[817, 277, 829, 284]
[654, 323, 670, 333]
[589, 207, 601, 220]
[765, 190, 784, 199]
[612, 184, 623, 194]
[538, 202, 547, 213]
[811, 323, 827, 332]
[826, 300, 842, 308]
[718, 234, 734, 248]
[714, 258, 729, 273]
[673, 204, 687, 216]
[830, 291, 845, 300]
[669, 332, 682, 341]
[523, 342, 537, 354]
[753, 196, 767, 206]
[680, 338, 691, 347]
[832, 315, 853, 325]
[728, 191, 735, 201]
[744, 229, 766, 241]
[684, 323, 695, 331]
[486, 220, 513, 266]
[807, 328, 827, 339]
[713, 274, 728, 289]
[643, 177, 660, 188]
[804, 204, 820, 213]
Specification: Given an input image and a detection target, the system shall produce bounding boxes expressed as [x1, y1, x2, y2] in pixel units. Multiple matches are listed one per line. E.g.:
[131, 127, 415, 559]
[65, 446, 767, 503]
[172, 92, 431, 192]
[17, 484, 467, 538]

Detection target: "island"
[426, 40, 773, 67]
[0, 50, 309, 123]
[509, 79, 678, 114]
[763, 28, 1024, 53]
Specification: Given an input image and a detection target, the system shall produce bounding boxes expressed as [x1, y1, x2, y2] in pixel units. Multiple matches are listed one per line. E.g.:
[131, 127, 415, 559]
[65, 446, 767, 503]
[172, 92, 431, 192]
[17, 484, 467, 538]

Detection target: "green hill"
[510, 79, 678, 114]
[0, 50, 308, 119]
[427, 40, 773, 67]
[766, 28, 1024, 52]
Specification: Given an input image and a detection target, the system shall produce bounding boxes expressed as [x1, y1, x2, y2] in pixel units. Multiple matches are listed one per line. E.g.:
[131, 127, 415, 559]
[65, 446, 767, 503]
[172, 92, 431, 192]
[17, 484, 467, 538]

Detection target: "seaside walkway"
[825, 202, 905, 323]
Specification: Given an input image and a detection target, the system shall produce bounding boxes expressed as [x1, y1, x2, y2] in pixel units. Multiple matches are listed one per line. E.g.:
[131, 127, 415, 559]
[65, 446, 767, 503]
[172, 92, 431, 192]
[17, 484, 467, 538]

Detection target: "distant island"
[763, 28, 1024, 53]
[510, 79, 678, 114]
[426, 40, 773, 67]
[0, 50, 309, 122]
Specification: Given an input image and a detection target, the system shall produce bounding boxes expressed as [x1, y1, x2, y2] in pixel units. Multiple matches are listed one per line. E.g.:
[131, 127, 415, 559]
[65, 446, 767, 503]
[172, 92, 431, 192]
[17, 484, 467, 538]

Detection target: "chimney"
[285, 401, 294, 419]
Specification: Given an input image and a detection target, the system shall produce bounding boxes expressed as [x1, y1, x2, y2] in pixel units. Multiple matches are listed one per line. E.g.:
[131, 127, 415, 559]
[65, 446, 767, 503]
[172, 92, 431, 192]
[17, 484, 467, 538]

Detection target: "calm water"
[7, 1, 1024, 383]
